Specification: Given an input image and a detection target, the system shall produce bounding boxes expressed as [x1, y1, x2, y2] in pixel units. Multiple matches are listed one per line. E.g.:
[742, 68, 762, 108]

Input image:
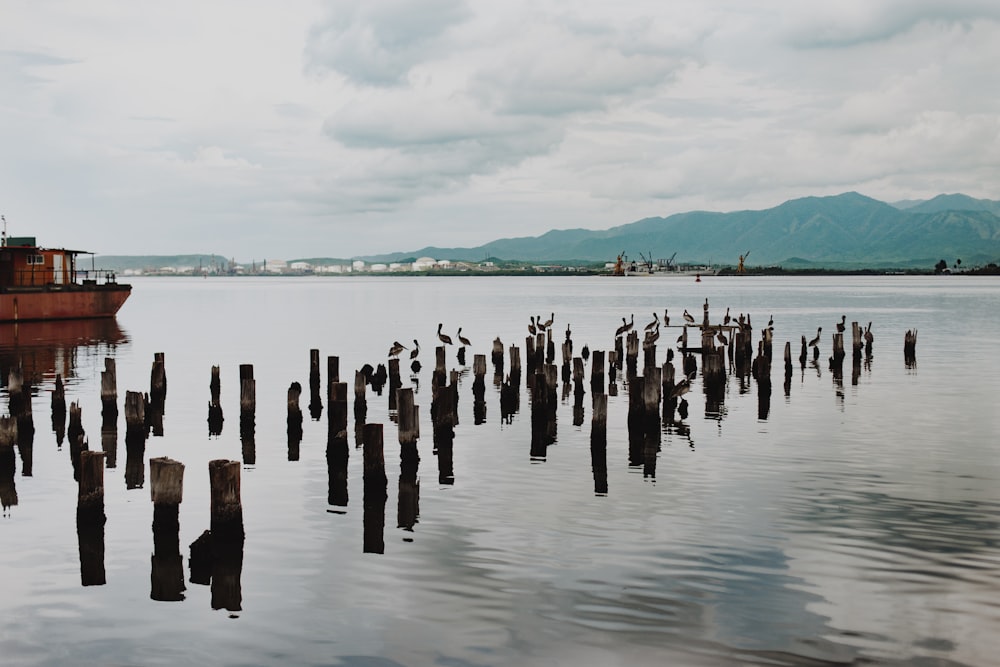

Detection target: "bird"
[717, 329, 728, 345]
[457, 327, 471, 346]
[645, 312, 659, 331]
[528, 316, 537, 336]
[808, 327, 822, 347]
[767, 314, 774, 328]
[581, 344, 590, 361]
[663, 309, 670, 326]
[409, 340, 420, 360]
[565, 322, 572, 340]
[388, 341, 407, 358]
[542, 312, 554, 330]
[683, 309, 695, 324]
[836, 314, 846, 333]
[536, 314, 547, 332]
[437, 323, 453, 345]
[864, 322, 874, 345]
[644, 323, 660, 347]
[723, 307, 731, 326]
[615, 315, 634, 337]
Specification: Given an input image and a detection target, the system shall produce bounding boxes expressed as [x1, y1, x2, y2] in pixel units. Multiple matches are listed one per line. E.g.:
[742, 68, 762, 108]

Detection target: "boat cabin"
[0, 236, 86, 288]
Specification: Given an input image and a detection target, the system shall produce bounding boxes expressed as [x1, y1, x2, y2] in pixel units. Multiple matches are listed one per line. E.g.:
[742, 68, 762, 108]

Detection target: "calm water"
[2, 275, 999, 667]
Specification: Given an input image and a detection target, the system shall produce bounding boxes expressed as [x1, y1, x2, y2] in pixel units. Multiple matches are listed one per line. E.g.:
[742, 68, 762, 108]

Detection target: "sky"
[2, 1, 999, 261]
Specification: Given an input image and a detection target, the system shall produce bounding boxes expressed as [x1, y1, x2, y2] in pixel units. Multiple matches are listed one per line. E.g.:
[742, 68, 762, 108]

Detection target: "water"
[2, 275, 999, 666]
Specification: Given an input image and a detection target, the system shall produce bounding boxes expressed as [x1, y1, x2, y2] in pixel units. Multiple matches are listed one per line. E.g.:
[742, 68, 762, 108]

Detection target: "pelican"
[808, 327, 822, 347]
[581, 344, 590, 361]
[864, 322, 874, 344]
[723, 307, 731, 326]
[528, 316, 537, 335]
[457, 327, 471, 347]
[645, 312, 659, 332]
[717, 329, 728, 345]
[767, 314, 774, 328]
[437, 323, 453, 345]
[836, 314, 846, 333]
[644, 323, 660, 346]
[409, 340, 420, 360]
[615, 314, 634, 337]
[536, 314, 547, 332]
[663, 309, 670, 326]
[683, 309, 695, 324]
[542, 312, 554, 330]
[388, 341, 407, 358]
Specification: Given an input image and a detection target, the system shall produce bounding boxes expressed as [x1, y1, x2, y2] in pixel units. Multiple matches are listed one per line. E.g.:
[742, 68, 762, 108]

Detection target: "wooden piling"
[208, 459, 244, 541]
[149, 457, 185, 602]
[590, 393, 608, 495]
[101, 358, 118, 421]
[150, 352, 167, 403]
[287, 381, 303, 461]
[492, 337, 504, 375]
[904, 329, 918, 366]
[208, 366, 224, 437]
[77, 450, 106, 586]
[591, 350, 605, 394]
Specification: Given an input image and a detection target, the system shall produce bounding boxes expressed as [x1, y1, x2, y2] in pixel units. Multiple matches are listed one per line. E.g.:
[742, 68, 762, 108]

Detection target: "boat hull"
[0, 284, 131, 322]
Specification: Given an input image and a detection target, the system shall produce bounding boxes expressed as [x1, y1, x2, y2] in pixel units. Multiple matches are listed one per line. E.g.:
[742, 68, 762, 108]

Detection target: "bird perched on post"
[683, 309, 695, 324]
[457, 327, 471, 347]
[836, 315, 846, 333]
[645, 312, 659, 332]
[437, 323, 453, 345]
[388, 341, 407, 358]
[808, 327, 822, 347]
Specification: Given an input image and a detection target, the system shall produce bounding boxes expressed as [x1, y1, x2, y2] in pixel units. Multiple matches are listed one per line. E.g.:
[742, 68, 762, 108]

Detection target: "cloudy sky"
[2, 1, 999, 260]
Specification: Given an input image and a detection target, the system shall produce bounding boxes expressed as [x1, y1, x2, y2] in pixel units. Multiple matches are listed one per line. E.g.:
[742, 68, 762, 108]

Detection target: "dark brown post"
[150, 456, 185, 601]
[209, 459, 243, 540]
[77, 450, 106, 586]
[904, 329, 917, 367]
[309, 349, 322, 418]
[492, 337, 504, 376]
[208, 366, 223, 437]
[0, 416, 18, 514]
[397, 387, 420, 532]
[590, 393, 608, 495]
[287, 381, 303, 461]
[433, 381, 456, 484]
[150, 352, 167, 403]
[52, 373, 67, 446]
[473, 354, 487, 425]
[642, 366, 662, 479]
[362, 423, 387, 554]
[388, 358, 401, 411]
[101, 357, 118, 422]
[239, 368, 255, 466]
[591, 349, 605, 394]
[327, 382, 349, 507]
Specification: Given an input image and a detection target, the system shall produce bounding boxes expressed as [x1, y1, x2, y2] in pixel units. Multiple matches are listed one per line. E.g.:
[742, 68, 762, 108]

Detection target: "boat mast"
[1, 214, 6, 247]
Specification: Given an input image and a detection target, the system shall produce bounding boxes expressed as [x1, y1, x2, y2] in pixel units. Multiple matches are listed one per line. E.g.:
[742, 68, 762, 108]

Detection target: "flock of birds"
[382, 305, 875, 404]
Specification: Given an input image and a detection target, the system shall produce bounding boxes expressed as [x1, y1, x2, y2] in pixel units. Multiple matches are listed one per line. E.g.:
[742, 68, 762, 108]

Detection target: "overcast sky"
[2, 1, 998, 260]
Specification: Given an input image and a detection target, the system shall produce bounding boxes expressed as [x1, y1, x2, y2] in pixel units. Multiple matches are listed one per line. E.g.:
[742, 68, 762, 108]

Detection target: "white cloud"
[0, 1, 998, 258]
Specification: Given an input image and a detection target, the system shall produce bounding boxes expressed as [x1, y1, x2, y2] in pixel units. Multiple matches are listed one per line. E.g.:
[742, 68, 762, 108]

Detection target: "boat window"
[27, 254, 44, 264]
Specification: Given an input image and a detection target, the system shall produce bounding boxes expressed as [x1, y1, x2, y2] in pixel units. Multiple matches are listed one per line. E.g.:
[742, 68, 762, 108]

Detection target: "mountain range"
[354, 192, 1000, 268]
[96, 192, 1000, 270]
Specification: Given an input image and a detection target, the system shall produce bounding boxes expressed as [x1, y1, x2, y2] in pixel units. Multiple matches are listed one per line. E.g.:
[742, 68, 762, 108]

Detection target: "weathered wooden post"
[387, 357, 402, 412]
[326, 356, 340, 396]
[370, 363, 387, 395]
[150, 456, 185, 601]
[123, 391, 146, 489]
[798, 335, 807, 368]
[509, 344, 521, 387]
[642, 366, 662, 479]
[492, 337, 504, 376]
[904, 329, 917, 367]
[473, 354, 487, 425]
[150, 352, 167, 403]
[52, 373, 67, 446]
[627, 375, 644, 466]
[68, 401, 87, 481]
[207, 459, 244, 612]
[591, 393, 608, 495]
[572, 357, 586, 425]
[363, 423, 387, 554]
[433, 380, 456, 484]
[77, 450, 106, 586]
[0, 417, 18, 515]
[8, 369, 34, 455]
[529, 369, 550, 460]
[327, 382, 350, 507]
[397, 387, 420, 532]
[851, 322, 863, 363]
[784, 341, 793, 397]
[662, 360, 677, 423]
[101, 357, 118, 423]
[591, 350, 605, 395]
[830, 332, 846, 370]
[561, 340, 572, 384]
[239, 365, 255, 466]
[208, 366, 224, 437]
[287, 381, 303, 461]
[354, 369, 368, 446]
[309, 349, 322, 419]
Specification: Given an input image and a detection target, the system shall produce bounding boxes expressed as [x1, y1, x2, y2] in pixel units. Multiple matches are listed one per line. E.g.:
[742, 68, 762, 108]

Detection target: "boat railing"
[9, 268, 122, 288]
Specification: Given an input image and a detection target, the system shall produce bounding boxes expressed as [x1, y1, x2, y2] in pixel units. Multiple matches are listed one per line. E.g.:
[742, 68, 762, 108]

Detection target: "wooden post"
[101, 357, 118, 422]
[590, 393, 608, 495]
[150, 352, 167, 403]
[309, 349, 322, 415]
[642, 366, 662, 479]
[473, 354, 487, 425]
[239, 372, 255, 466]
[77, 450, 106, 586]
[209, 459, 244, 541]
[150, 456, 185, 601]
[0, 417, 18, 514]
[363, 423, 387, 553]
[591, 350, 605, 394]
[208, 366, 224, 437]
[491, 337, 504, 375]
[287, 381, 303, 461]
[904, 329, 918, 367]
[433, 380, 455, 484]
[52, 373, 67, 446]
[327, 382, 349, 507]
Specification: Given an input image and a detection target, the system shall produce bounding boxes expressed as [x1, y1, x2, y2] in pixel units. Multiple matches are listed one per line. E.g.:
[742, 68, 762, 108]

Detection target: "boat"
[0, 232, 130, 322]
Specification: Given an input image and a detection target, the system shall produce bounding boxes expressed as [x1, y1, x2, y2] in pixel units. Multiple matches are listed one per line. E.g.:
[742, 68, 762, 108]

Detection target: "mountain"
[361, 192, 1000, 268]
